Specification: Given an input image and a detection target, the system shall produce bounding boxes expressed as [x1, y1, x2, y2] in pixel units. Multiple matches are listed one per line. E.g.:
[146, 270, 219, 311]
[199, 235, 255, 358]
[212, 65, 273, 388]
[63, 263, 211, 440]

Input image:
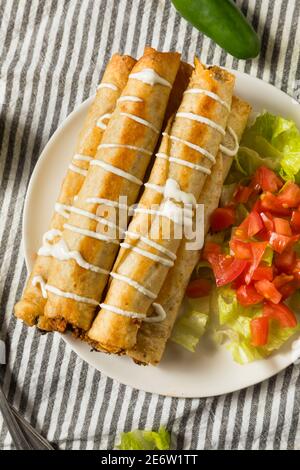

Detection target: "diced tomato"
[206, 253, 248, 287]
[260, 212, 274, 231]
[269, 232, 290, 254]
[279, 282, 298, 300]
[236, 284, 264, 306]
[293, 259, 300, 282]
[269, 232, 300, 254]
[273, 274, 294, 289]
[252, 166, 283, 193]
[252, 199, 263, 213]
[252, 265, 273, 281]
[256, 228, 270, 241]
[202, 242, 221, 261]
[263, 301, 297, 328]
[291, 210, 300, 233]
[273, 217, 292, 236]
[229, 239, 252, 259]
[260, 192, 291, 216]
[254, 280, 282, 304]
[186, 278, 212, 298]
[210, 207, 235, 232]
[234, 185, 252, 204]
[277, 182, 300, 208]
[245, 242, 268, 284]
[239, 211, 264, 238]
[250, 317, 269, 346]
[274, 249, 296, 273]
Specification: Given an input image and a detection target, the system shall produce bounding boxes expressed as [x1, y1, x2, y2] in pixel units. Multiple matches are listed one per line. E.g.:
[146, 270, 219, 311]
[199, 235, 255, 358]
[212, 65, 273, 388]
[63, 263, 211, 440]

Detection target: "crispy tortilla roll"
[88, 61, 235, 353]
[129, 96, 252, 364]
[14, 54, 136, 328]
[42, 49, 181, 332]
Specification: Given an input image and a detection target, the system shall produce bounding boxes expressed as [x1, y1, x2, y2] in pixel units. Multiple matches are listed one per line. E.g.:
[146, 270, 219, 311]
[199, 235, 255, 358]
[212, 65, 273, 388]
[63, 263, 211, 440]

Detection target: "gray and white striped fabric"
[0, 0, 300, 450]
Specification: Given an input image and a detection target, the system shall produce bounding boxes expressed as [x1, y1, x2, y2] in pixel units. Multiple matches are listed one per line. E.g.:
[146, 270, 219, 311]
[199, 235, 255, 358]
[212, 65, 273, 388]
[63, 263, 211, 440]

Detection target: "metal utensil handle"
[0, 386, 32, 450]
[11, 406, 54, 450]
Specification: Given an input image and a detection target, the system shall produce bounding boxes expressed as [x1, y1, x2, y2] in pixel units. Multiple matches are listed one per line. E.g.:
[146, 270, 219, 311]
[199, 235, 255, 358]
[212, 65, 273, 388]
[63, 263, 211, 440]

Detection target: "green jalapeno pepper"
[171, 0, 260, 59]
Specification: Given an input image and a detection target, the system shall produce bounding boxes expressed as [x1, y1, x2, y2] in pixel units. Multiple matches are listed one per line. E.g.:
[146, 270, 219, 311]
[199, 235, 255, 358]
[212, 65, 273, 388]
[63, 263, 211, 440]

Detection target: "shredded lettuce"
[261, 246, 274, 266]
[227, 112, 300, 183]
[117, 426, 170, 450]
[215, 286, 299, 364]
[171, 300, 209, 352]
[236, 203, 249, 225]
[287, 290, 300, 314]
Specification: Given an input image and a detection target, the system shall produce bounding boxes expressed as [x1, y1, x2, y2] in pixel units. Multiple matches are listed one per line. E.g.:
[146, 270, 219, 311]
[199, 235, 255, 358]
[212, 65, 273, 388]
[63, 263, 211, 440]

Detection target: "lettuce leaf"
[215, 286, 299, 364]
[117, 427, 170, 450]
[171, 301, 209, 352]
[230, 112, 300, 183]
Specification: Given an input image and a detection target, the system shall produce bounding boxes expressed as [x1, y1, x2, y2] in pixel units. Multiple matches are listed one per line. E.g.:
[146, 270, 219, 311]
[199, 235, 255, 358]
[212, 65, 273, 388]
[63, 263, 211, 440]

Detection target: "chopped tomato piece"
[252, 199, 263, 213]
[250, 317, 269, 346]
[229, 239, 252, 259]
[269, 232, 300, 254]
[293, 259, 300, 282]
[263, 302, 297, 328]
[273, 217, 292, 236]
[245, 242, 268, 284]
[239, 211, 263, 238]
[252, 265, 273, 281]
[277, 182, 300, 208]
[206, 253, 248, 287]
[260, 192, 291, 216]
[254, 280, 282, 304]
[279, 282, 298, 300]
[252, 166, 283, 193]
[291, 210, 300, 233]
[202, 242, 221, 261]
[260, 212, 274, 231]
[256, 228, 270, 241]
[274, 249, 296, 273]
[236, 284, 264, 306]
[273, 274, 294, 289]
[186, 278, 212, 298]
[210, 207, 235, 232]
[234, 185, 252, 203]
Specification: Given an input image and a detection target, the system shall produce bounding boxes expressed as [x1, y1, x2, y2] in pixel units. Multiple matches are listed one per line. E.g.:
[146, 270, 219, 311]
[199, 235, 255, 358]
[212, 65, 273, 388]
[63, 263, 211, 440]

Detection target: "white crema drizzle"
[120, 112, 159, 134]
[90, 160, 143, 185]
[176, 112, 226, 136]
[64, 223, 120, 244]
[68, 163, 88, 177]
[110, 272, 157, 300]
[73, 154, 93, 163]
[97, 143, 152, 155]
[38, 234, 109, 275]
[220, 126, 239, 156]
[117, 95, 143, 103]
[100, 302, 166, 322]
[97, 83, 118, 91]
[32, 276, 99, 305]
[184, 88, 231, 112]
[120, 242, 174, 267]
[129, 68, 172, 88]
[162, 132, 216, 163]
[96, 113, 112, 130]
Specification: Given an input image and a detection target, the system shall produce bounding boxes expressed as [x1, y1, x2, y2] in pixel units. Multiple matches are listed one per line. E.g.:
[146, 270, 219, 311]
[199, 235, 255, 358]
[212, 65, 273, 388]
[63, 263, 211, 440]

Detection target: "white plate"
[23, 71, 300, 398]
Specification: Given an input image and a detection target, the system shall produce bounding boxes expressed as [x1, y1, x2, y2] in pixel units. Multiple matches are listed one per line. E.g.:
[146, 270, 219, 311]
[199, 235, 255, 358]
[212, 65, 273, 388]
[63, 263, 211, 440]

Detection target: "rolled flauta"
[128, 96, 252, 365]
[88, 60, 235, 353]
[14, 54, 136, 329]
[42, 49, 181, 332]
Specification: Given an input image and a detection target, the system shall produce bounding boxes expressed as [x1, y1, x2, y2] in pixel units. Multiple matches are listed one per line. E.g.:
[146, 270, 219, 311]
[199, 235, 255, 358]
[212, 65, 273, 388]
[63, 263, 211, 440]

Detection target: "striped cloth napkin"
[0, 0, 300, 450]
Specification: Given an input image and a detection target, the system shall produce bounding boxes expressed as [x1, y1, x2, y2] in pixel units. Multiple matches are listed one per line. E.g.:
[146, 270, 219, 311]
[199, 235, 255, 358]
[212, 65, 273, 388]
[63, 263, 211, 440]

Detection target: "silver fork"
[0, 337, 53, 450]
